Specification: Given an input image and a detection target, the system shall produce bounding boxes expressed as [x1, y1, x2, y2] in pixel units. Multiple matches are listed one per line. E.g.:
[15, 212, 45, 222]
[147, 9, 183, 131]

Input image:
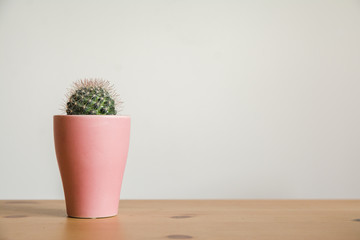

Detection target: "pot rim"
[54, 115, 130, 118]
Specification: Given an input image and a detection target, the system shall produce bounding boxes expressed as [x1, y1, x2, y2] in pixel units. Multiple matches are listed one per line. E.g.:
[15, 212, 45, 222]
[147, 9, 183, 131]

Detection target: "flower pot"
[53, 115, 131, 218]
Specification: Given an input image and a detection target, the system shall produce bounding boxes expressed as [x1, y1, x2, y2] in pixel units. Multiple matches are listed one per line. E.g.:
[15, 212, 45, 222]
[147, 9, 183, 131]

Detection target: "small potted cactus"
[53, 79, 130, 218]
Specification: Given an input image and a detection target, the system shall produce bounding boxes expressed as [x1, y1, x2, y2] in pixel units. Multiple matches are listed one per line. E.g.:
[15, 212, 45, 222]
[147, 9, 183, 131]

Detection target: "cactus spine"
[65, 79, 120, 115]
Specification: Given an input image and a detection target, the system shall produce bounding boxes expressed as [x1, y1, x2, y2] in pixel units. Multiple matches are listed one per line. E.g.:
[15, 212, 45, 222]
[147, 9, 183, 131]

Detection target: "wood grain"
[1, 200, 359, 240]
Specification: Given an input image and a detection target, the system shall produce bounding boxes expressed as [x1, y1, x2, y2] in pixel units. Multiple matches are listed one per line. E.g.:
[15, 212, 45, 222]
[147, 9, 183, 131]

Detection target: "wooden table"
[1, 200, 359, 240]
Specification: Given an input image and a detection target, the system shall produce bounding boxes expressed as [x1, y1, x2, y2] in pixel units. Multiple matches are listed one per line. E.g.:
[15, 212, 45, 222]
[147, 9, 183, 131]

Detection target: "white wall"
[0, 0, 359, 199]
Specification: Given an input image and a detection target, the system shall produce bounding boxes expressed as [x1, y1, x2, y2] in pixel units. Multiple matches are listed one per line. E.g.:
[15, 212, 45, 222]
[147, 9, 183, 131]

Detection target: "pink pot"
[53, 115, 131, 218]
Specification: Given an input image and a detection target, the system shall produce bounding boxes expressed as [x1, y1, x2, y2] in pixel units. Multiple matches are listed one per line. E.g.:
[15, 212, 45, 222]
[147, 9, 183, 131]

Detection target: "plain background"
[0, 0, 359, 199]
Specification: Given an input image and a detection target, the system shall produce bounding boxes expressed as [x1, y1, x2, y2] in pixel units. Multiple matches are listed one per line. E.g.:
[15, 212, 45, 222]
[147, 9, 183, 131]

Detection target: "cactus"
[65, 79, 121, 115]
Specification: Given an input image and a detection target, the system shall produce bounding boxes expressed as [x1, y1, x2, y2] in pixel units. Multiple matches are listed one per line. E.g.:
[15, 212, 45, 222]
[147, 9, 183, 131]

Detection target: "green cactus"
[65, 79, 120, 115]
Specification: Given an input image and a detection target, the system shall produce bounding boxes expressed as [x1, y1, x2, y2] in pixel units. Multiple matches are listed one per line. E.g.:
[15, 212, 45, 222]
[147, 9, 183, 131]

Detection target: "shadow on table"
[61, 216, 125, 240]
[1, 202, 126, 240]
[3, 201, 66, 218]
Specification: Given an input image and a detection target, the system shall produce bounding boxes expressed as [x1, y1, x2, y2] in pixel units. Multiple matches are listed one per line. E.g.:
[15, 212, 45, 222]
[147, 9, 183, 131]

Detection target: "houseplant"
[53, 79, 131, 218]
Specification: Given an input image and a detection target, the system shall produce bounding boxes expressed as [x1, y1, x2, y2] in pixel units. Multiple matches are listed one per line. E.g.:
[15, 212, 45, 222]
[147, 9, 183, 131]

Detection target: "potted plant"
[53, 79, 131, 218]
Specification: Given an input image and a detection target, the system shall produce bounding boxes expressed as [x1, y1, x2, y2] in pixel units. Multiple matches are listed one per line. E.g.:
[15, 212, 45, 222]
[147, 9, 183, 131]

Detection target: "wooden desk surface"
[1, 200, 359, 240]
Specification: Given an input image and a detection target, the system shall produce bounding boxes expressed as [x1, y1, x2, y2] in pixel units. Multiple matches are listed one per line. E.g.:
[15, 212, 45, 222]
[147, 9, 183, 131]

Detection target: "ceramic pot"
[53, 115, 131, 218]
